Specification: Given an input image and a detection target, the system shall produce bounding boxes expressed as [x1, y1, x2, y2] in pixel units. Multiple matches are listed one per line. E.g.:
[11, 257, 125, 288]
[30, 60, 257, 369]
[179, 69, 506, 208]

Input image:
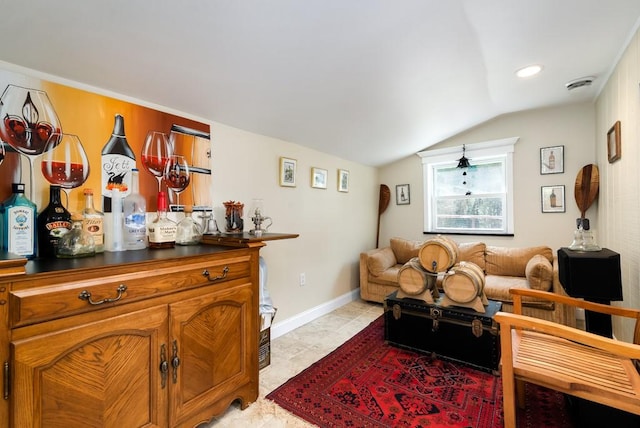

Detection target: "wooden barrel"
[442, 261, 485, 304]
[418, 236, 459, 273]
[398, 257, 436, 295]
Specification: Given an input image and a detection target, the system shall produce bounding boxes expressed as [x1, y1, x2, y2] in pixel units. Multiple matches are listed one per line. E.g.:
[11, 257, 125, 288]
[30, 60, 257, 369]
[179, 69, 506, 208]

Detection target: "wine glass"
[41, 133, 90, 206]
[163, 154, 190, 209]
[0, 85, 62, 200]
[141, 131, 171, 192]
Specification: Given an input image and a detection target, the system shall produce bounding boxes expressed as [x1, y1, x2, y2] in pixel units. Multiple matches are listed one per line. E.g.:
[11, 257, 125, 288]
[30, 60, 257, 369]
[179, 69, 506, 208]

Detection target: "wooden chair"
[494, 288, 640, 428]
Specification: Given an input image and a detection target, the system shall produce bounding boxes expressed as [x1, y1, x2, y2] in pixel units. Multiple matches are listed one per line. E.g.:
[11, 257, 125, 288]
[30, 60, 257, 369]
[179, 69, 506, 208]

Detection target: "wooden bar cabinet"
[0, 243, 263, 427]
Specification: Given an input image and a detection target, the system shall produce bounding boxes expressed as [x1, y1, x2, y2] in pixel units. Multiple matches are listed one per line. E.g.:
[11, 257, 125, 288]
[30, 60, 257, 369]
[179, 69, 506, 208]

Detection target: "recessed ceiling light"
[516, 65, 542, 78]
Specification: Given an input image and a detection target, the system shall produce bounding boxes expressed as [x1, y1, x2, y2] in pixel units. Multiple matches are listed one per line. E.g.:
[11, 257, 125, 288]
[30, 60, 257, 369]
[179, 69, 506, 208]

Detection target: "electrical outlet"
[299, 273, 306, 286]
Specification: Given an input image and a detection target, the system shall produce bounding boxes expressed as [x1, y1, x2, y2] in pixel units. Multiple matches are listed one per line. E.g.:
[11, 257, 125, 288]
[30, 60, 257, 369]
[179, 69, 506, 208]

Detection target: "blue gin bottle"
[0, 183, 37, 259]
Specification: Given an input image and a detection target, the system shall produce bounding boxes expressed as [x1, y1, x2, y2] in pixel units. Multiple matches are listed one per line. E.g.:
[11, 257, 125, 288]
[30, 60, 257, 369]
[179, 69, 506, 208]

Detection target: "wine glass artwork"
[163, 154, 190, 208]
[0, 85, 62, 200]
[141, 131, 171, 192]
[41, 133, 90, 207]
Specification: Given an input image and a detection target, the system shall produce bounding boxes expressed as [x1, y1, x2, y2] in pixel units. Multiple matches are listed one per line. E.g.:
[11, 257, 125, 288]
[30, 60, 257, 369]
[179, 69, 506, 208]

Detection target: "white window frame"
[417, 137, 519, 235]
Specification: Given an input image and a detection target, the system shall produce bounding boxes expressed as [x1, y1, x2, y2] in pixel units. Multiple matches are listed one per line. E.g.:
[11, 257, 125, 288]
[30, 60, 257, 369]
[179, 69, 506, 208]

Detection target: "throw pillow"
[390, 237, 423, 264]
[367, 247, 397, 276]
[525, 254, 553, 291]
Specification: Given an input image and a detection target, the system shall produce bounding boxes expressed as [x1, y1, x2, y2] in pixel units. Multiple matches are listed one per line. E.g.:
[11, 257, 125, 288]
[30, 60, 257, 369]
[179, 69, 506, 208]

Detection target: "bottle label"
[101, 154, 134, 199]
[7, 206, 35, 256]
[83, 217, 104, 245]
[148, 222, 177, 244]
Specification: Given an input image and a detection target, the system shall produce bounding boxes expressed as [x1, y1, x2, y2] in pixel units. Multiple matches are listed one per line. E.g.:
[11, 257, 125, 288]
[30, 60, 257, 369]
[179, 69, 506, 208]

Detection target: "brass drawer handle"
[202, 266, 229, 282]
[78, 284, 128, 305]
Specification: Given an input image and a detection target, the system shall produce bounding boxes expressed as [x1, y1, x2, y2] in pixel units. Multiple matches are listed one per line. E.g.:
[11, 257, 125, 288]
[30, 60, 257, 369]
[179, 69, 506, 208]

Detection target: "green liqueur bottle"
[0, 183, 37, 259]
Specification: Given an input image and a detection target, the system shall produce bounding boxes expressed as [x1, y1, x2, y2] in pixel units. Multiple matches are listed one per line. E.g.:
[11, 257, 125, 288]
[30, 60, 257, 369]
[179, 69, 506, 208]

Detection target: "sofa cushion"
[390, 237, 423, 264]
[368, 265, 402, 286]
[485, 245, 553, 277]
[457, 242, 486, 271]
[525, 254, 553, 291]
[367, 247, 397, 276]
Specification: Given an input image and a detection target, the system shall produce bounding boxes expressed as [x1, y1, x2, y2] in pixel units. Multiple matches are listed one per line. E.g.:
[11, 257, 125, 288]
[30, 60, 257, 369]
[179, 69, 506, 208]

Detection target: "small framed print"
[396, 184, 410, 205]
[541, 185, 565, 213]
[337, 169, 349, 192]
[279, 157, 297, 187]
[540, 146, 564, 174]
[311, 167, 328, 189]
[607, 120, 621, 163]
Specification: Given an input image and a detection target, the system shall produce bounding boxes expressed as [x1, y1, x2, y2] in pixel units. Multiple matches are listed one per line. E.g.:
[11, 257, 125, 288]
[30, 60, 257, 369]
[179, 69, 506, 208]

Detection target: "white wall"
[210, 122, 379, 325]
[595, 25, 640, 342]
[378, 102, 596, 251]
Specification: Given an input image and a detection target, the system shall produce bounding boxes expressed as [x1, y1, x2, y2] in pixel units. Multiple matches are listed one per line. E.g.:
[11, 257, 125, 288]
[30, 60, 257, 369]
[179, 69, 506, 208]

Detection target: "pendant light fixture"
[457, 144, 471, 169]
[456, 145, 472, 195]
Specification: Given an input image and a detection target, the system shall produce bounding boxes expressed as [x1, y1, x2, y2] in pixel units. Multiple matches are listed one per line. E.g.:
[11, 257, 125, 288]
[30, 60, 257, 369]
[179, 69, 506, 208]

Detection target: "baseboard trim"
[270, 289, 361, 340]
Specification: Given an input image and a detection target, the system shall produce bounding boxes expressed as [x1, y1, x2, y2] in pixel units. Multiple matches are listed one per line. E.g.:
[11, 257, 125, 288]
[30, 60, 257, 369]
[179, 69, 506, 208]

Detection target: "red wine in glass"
[142, 131, 171, 192]
[41, 161, 87, 188]
[141, 154, 169, 177]
[164, 155, 190, 207]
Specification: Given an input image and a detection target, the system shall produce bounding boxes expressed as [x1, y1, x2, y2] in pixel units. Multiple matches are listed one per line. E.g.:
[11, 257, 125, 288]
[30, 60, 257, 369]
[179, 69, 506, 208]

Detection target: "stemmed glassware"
[41, 133, 90, 207]
[0, 85, 62, 200]
[141, 131, 171, 192]
[163, 154, 190, 208]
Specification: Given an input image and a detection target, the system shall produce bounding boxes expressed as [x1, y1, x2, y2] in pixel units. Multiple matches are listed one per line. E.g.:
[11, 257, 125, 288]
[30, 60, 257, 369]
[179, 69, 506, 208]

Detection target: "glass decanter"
[176, 205, 202, 245]
[56, 212, 96, 258]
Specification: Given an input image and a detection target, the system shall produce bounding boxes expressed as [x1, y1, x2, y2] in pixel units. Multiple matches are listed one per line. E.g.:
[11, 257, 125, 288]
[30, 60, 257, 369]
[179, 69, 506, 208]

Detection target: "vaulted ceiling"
[1, 1, 639, 166]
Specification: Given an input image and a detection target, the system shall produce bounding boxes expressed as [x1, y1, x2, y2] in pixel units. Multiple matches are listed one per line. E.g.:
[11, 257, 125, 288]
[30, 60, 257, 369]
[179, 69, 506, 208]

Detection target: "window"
[417, 137, 518, 235]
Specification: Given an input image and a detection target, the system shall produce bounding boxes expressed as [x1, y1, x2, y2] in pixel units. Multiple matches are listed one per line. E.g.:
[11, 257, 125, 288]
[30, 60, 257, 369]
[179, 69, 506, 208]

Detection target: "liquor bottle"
[176, 205, 202, 245]
[37, 185, 71, 258]
[148, 191, 176, 249]
[82, 188, 105, 253]
[56, 213, 95, 258]
[123, 168, 147, 250]
[101, 114, 136, 212]
[548, 150, 555, 170]
[550, 188, 557, 207]
[105, 188, 125, 252]
[0, 183, 37, 259]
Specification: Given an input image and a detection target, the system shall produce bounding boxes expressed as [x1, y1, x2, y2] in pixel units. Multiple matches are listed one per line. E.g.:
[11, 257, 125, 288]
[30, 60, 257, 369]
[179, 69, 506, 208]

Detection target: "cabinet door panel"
[169, 282, 257, 426]
[11, 306, 169, 428]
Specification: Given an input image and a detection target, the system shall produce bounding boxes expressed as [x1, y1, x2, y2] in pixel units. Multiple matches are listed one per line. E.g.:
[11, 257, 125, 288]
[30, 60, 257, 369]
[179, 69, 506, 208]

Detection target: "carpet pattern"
[267, 315, 573, 427]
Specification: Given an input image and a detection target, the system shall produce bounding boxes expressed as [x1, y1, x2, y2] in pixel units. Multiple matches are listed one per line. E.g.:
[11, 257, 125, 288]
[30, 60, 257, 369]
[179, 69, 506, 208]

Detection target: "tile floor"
[202, 299, 384, 427]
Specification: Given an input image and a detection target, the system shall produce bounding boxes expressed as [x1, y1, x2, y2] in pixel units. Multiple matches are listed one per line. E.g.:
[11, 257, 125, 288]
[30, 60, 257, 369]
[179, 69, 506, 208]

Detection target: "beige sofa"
[360, 237, 576, 327]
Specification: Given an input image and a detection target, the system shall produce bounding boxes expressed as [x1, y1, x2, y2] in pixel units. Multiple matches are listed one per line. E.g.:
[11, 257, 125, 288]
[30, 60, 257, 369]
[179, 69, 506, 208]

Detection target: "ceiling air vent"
[565, 76, 595, 91]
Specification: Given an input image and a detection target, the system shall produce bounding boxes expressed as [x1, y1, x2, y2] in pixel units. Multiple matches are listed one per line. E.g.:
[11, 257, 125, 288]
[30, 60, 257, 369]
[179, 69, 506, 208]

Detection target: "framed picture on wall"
[540, 146, 564, 174]
[541, 185, 565, 213]
[607, 120, 621, 163]
[396, 184, 410, 205]
[338, 169, 349, 192]
[279, 157, 297, 187]
[311, 167, 327, 189]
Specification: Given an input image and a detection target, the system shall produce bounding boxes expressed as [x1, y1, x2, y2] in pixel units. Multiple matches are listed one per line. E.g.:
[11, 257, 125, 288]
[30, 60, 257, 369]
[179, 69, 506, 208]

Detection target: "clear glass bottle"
[176, 205, 202, 245]
[148, 191, 176, 249]
[82, 188, 105, 252]
[123, 168, 147, 250]
[57, 213, 95, 258]
[37, 185, 71, 258]
[0, 183, 37, 259]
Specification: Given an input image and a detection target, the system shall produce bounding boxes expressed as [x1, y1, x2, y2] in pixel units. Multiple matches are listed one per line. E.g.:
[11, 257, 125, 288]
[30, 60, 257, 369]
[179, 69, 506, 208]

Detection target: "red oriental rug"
[267, 315, 573, 427]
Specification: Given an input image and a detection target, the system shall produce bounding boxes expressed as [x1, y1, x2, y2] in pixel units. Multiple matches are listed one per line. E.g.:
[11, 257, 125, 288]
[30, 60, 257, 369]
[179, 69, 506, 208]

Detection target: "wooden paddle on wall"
[574, 164, 599, 224]
[376, 185, 391, 248]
